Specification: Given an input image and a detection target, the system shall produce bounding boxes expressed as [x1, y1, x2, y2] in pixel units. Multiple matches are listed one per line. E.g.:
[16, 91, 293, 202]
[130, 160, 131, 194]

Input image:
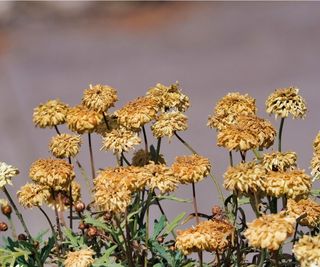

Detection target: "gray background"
[0, 1, 319, 253]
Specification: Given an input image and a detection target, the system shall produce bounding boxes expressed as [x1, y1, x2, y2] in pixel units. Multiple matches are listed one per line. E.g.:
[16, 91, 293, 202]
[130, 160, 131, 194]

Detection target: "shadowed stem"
[68, 157, 73, 230]
[103, 112, 110, 130]
[229, 151, 233, 167]
[38, 206, 55, 236]
[278, 118, 285, 152]
[155, 137, 161, 163]
[8, 216, 17, 239]
[142, 126, 148, 154]
[121, 152, 131, 166]
[54, 125, 61, 135]
[258, 249, 266, 267]
[88, 133, 96, 179]
[52, 191, 63, 242]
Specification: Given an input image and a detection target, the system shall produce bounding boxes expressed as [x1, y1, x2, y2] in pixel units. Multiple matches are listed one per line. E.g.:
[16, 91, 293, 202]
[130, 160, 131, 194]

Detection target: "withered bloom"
[17, 183, 50, 208]
[64, 248, 95, 267]
[293, 235, 320, 267]
[262, 151, 297, 172]
[131, 149, 166, 166]
[0, 162, 19, 188]
[49, 133, 81, 158]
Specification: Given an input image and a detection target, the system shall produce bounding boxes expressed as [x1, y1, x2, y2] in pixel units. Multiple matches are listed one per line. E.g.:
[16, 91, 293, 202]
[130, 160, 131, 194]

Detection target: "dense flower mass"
[64, 248, 95, 267]
[172, 154, 211, 184]
[293, 235, 320, 267]
[176, 219, 234, 255]
[223, 162, 266, 194]
[266, 87, 307, 119]
[82, 84, 118, 113]
[146, 82, 190, 112]
[0, 162, 19, 188]
[49, 133, 81, 158]
[131, 149, 166, 166]
[244, 213, 295, 251]
[151, 111, 188, 139]
[33, 99, 69, 128]
[17, 183, 50, 208]
[262, 151, 297, 172]
[66, 105, 103, 134]
[29, 158, 75, 191]
[115, 96, 159, 130]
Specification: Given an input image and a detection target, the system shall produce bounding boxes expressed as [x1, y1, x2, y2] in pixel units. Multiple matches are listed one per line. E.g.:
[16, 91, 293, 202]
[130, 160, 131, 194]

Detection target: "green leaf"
[63, 228, 85, 248]
[92, 245, 124, 267]
[84, 214, 110, 232]
[164, 212, 186, 236]
[0, 247, 30, 267]
[40, 236, 55, 263]
[151, 241, 174, 266]
[151, 215, 166, 240]
[311, 189, 320, 197]
[156, 195, 191, 203]
[238, 197, 250, 206]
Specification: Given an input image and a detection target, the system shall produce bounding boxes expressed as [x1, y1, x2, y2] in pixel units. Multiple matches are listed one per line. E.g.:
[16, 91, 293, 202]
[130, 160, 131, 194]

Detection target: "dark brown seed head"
[74, 201, 86, 213]
[157, 236, 164, 243]
[1, 204, 12, 217]
[18, 233, 27, 241]
[0, 222, 8, 231]
[87, 227, 97, 237]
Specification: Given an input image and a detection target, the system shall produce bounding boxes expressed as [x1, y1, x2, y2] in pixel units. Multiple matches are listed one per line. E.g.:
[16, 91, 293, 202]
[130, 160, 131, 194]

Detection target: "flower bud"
[74, 201, 85, 213]
[0, 222, 8, 231]
[1, 204, 12, 217]
[18, 233, 27, 241]
[87, 227, 97, 238]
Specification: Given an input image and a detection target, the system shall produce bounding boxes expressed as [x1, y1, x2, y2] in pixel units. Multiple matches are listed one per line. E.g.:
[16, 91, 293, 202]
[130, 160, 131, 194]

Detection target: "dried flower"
[17, 183, 50, 208]
[151, 111, 188, 139]
[207, 92, 257, 131]
[131, 149, 166, 166]
[115, 96, 159, 130]
[293, 235, 320, 267]
[0, 162, 19, 188]
[262, 151, 297, 172]
[313, 132, 320, 153]
[244, 213, 295, 251]
[176, 219, 234, 255]
[49, 133, 81, 158]
[64, 248, 95, 267]
[223, 162, 266, 194]
[264, 169, 311, 199]
[287, 198, 320, 228]
[101, 127, 141, 154]
[311, 153, 320, 181]
[146, 82, 190, 112]
[33, 99, 69, 128]
[82, 84, 118, 113]
[66, 105, 103, 134]
[29, 158, 75, 191]
[172, 154, 211, 184]
[266, 87, 307, 119]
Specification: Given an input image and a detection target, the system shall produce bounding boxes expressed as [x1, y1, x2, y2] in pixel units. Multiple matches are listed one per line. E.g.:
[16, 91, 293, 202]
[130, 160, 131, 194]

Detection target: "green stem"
[38, 207, 55, 237]
[258, 249, 266, 267]
[88, 133, 96, 179]
[75, 159, 93, 199]
[278, 118, 285, 152]
[8, 216, 17, 240]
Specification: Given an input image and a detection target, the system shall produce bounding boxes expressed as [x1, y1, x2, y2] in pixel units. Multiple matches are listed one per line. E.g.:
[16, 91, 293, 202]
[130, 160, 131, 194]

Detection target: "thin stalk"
[38, 206, 55, 236]
[273, 250, 280, 267]
[116, 153, 121, 167]
[253, 149, 262, 160]
[155, 137, 162, 164]
[88, 133, 96, 179]
[75, 159, 93, 197]
[125, 209, 134, 266]
[258, 249, 266, 267]
[102, 112, 110, 130]
[229, 151, 233, 167]
[52, 191, 63, 242]
[68, 157, 73, 230]
[8, 216, 17, 239]
[240, 151, 246, 162]
[192, 182, 203, 267]
[215, 250, 221, 267]
[54, 125, 61, 135]
[278, 118, 285, 152]
[174, 132, 197, 154]
[121, 152, 131, 166]
[145, 203, 150, 267]
[142, 126, 149, 154]
[3, 187, 32, 240]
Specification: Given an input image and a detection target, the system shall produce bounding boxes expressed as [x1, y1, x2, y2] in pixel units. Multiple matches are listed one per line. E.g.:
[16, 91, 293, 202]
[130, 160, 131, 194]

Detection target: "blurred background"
[0, 1, 320, 249]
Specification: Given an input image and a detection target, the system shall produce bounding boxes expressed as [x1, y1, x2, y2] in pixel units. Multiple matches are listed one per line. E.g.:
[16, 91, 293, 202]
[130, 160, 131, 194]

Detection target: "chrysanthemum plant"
[1, 84, 319, 267]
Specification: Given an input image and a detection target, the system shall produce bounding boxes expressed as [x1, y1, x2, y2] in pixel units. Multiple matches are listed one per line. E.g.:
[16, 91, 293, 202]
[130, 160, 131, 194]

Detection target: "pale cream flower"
[64, 248, 95, 267]
[49, 133, 81, 158]
[0, 162, 19, 188]
[293, 235, 320, 267]
[17, 183, 50, 208]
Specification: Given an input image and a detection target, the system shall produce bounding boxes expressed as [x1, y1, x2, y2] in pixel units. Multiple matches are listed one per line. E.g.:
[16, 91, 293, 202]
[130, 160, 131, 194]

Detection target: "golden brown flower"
[313, 132, 320, 153]
[264, 169, 311, 199]
[176, 219, 234, 255]
[131, 149, 166, 166]
[293, 235, 320, 267]
[29, 158, 75, 191]
[17, 183, 50, 208]
[172, 154, 211, 184]
[244, 213, 295, 251]
[266, 87, 307, 119]
[94, 114, 119, 137]
[287, 198, 320, 228]
[0, 162, 19, 188]
[311, 153, 320, 181]
[64, 248, 95, 267]
[151, 111, 188, 139]
[262, 151, 297, 172]
[66, 105, 103, 134]
[101, 127, 141, 154]
[115, 96, 159, 130]
[33, 99, 69, 128]
[146, 82, 190, 112]
[49, 133, 81, 158]
[82, 84, 118, 113]
[145, 162, 178, 194]
[207, 92, 257, 131]
[217, 115, 276, 151]
[223, 162, 266, 194]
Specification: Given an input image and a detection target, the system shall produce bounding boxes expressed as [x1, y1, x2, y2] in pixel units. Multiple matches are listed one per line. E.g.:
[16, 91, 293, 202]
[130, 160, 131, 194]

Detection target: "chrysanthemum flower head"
[266, 87, 307, 119]
[176, 219, 234, 255]
[244, 213, 295, 251]
[293, 235, 320, 267]
[82, 84, 118, 113]
[313, 132, 320, 153]
[33, 99, 69, 128]
[66, 105, 103, 134]
[64, 248, 95, 267]
[151, 111, 188, 139]
[49, 133, 81, 159]
[17, 183, 50, 208]
[311, 153, 320, 181]
[262, 151, 297, 172]
[172, 154, 211, 184]
[0, 162, 19, 188]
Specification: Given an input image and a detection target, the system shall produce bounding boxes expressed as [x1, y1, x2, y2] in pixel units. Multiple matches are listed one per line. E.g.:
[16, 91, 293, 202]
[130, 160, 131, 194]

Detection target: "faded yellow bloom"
[131, 149, 166, 166]
[172, 154, 211, 184]
[244, 213, 295, 251]
[313, 132, 320, 153]
[64, 248, 95, 267]
[293, 235, 320, 267]
[223, 162, 266, 194]
[146, 82, 190, 112]
[207, 92, 257, 131]
[265, 169, 311, 199]
[94, 114, 119, 137]
[0, 162, 19, 188]
[151, 111, 188, 139]
[82, 84, 118, 113]
[49, 133, 81, 158]
[33, 99, 69, 128]
[29, 158, 75, 191]
[145, 162, 178, 194]
[115, 96, 159, 130]
[101, 127, 141, 154]
[266, 87, 307, 119]
[66, 105, 103, 134]
[262, 151, 297, 172]
[176, 219, 234, 255]
[287, 198, 320, 228]
[17, 183, 50, 208]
